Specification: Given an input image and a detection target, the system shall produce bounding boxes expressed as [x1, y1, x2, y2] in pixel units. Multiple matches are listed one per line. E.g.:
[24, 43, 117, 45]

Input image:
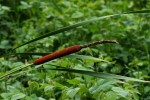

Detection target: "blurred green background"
[0, 0, 150, 100]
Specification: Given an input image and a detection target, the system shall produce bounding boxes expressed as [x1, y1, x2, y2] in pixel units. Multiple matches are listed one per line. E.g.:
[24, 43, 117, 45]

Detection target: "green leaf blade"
[47, 68, 149, 83]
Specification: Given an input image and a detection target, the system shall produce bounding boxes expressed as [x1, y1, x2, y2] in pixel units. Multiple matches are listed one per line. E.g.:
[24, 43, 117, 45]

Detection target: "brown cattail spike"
[80, 40, 118, 49]
[33, 45, 81, 65]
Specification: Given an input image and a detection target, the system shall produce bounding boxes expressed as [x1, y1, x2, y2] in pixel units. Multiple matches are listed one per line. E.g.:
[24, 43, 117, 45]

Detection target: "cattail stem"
[80, 40, 118, 49]
[33, 40, 118, 65]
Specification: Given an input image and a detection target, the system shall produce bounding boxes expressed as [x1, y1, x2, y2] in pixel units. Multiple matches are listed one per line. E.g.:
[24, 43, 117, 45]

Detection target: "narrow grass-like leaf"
[14, 10, 150, 49]
[1, 63, 149, 83]
[66, 54, 110, 63]
[13, 14, 117, 49]
[46, 68, 149, 83]
[123, 9, 150, 14]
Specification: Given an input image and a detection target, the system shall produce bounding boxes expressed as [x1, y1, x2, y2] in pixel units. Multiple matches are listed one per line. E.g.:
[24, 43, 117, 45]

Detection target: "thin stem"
[81, 40, 118, 49]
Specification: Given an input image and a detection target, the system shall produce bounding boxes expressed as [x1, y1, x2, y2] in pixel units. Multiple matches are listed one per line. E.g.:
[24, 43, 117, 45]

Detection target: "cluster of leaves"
[0, 0, 150, 100]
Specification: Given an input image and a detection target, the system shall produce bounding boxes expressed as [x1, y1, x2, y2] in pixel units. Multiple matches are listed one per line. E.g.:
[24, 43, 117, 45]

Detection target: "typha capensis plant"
[0, 40, 149, 83]
[0, 40, 118, 79]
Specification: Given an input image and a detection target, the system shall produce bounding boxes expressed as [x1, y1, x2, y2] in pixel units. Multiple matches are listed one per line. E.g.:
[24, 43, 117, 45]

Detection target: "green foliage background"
[0, 0, 150, 100]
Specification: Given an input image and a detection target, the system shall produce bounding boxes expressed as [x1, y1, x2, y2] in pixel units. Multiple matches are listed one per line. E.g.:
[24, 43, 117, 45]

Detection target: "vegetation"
[0, 0, 150, 100]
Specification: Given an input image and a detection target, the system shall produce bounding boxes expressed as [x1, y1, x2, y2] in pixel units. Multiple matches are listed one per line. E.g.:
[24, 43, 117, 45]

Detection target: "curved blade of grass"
[123, 9, 150, 14]
[66, 54, 110, 63]
[0, 64, 32, 80]
[1, 63, 149, 83]
[14, 10, 150, 49]
[13, 14, 117, 49]
[46, 68, 149, 83]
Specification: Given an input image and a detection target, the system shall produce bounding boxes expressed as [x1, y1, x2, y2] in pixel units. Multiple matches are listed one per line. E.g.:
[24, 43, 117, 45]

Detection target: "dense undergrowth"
[0, 0, 150, 100]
